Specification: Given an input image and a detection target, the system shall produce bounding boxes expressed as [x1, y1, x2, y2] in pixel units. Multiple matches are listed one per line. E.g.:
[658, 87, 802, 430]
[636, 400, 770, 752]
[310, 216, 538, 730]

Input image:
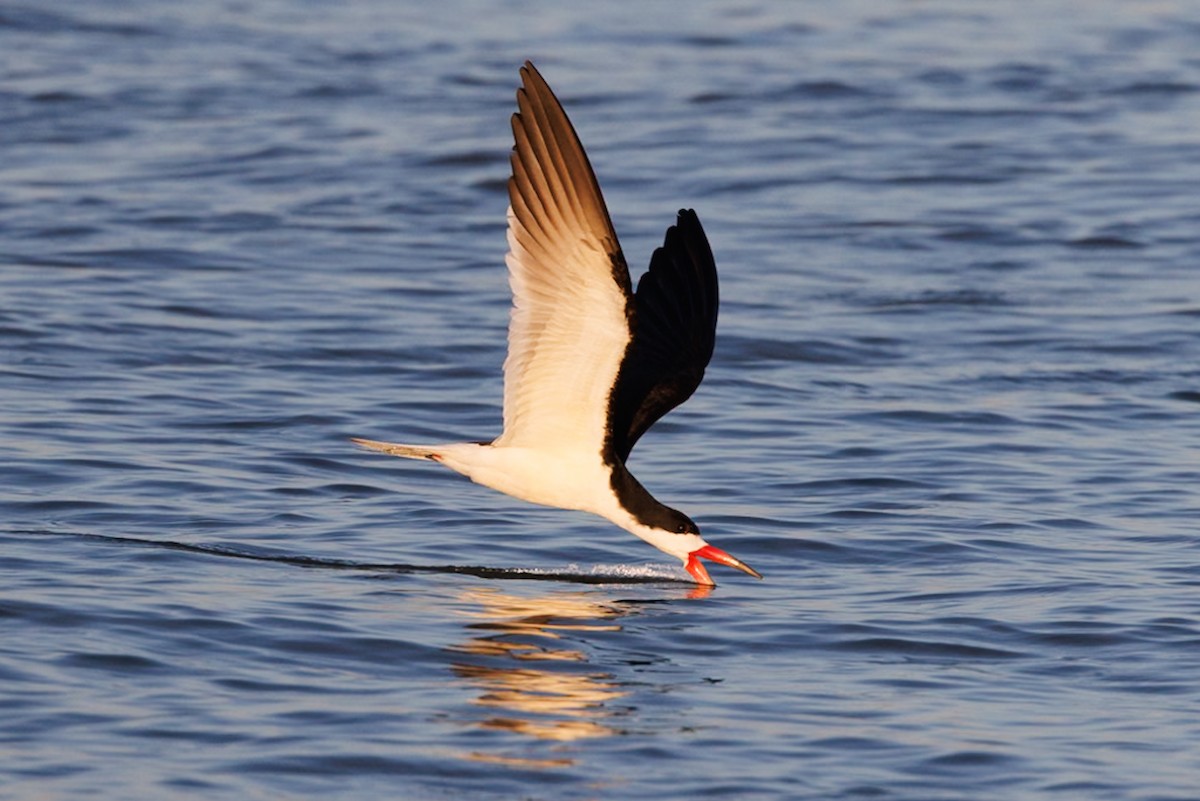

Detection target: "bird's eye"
[676, 523, 688, 533]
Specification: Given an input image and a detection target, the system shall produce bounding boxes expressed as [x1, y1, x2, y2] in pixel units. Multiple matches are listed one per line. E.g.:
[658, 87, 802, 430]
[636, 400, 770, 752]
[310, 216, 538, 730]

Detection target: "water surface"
[3, 2, 1200, 799]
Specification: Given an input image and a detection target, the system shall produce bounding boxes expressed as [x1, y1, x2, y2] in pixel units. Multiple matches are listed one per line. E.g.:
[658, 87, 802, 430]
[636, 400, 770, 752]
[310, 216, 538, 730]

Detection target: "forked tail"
[350, 438, 440, 461]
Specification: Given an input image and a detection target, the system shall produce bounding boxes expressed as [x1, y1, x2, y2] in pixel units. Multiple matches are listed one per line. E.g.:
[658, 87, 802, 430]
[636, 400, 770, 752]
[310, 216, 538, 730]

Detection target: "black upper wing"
[605, 209, 719, 464]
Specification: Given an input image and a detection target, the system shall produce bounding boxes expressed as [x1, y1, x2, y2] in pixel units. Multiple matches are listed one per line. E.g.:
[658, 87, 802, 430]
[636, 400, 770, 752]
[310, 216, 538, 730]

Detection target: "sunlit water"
[3, 2, 1200, 799]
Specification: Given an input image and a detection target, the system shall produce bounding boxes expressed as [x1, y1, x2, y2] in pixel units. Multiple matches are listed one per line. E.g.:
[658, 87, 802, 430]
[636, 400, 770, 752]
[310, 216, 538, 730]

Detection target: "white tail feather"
[350, 438, 439, 460]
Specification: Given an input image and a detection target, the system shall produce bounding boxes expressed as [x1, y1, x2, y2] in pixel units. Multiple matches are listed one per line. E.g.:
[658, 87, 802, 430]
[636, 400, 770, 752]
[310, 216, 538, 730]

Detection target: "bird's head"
[636, 508, 762, 586]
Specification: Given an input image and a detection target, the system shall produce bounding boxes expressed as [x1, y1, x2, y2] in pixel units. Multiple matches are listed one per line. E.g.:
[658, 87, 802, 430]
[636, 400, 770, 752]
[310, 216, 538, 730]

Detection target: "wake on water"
[23, 529, 692, 585]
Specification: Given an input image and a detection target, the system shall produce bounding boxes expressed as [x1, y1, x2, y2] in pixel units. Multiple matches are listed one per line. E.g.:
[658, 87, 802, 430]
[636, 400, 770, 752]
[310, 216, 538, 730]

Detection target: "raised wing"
[494, 61, 635, 453]
[606, 209, 719, 463]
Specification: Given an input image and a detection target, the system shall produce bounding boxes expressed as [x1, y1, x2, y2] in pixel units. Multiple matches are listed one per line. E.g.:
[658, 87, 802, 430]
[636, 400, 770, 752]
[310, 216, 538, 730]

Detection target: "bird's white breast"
[435, 443, 620, 517]
[433, 442, 707, 563]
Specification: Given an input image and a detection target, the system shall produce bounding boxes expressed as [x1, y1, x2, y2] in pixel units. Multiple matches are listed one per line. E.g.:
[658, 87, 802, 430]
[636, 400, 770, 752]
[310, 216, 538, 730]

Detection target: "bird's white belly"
[435, 443, 619, 517]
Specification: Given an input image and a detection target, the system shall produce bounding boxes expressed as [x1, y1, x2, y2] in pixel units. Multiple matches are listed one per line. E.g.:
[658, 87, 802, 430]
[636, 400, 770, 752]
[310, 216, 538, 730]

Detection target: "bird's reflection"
[448, 587, 634, 766]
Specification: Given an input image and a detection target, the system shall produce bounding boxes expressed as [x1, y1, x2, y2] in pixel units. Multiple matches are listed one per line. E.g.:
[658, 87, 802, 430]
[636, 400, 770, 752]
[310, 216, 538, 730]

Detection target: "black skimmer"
[354, 61, 761, 586]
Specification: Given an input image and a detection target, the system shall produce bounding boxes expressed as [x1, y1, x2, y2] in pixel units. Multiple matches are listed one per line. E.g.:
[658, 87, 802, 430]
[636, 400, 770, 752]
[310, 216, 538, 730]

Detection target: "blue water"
[4, 2, 1200, 799]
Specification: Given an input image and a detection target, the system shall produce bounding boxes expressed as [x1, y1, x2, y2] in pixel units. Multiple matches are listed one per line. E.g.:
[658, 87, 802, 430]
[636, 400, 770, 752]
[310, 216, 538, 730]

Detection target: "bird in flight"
[354, 61, 761, 586]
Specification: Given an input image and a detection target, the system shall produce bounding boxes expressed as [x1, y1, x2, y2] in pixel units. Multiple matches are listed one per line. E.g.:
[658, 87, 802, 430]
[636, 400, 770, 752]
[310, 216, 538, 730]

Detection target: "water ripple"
[4, 2, 1200, 800]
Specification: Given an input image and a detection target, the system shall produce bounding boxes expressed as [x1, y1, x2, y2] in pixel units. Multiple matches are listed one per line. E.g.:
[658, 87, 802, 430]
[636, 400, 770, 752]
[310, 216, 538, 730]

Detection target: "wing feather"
[606, 209, 719, 463]
[495, 61, 634, 455]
